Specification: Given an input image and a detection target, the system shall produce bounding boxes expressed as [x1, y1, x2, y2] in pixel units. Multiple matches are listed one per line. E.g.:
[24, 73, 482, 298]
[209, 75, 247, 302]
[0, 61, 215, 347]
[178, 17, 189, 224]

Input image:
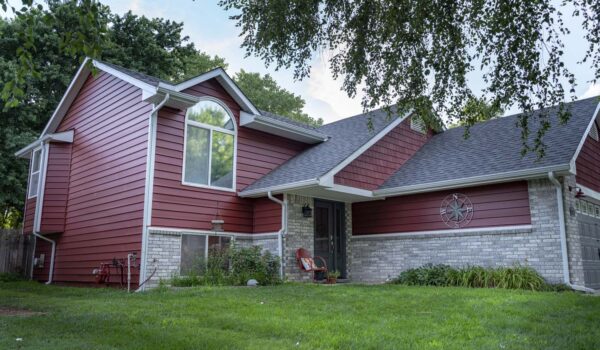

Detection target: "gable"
[576, 119, 600, 192]
[334, 117, 432, 190]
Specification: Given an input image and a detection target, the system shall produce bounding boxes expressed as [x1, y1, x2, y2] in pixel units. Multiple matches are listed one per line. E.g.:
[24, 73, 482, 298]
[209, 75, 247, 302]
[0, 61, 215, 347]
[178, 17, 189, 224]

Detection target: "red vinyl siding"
[253, 197, 282, 233]
[576, 131, 600, 192]
[334, 117, 432, 190]
[40, 143, 72, 233]
[152, 78, 307, 233]
[353, 181, 531, 235]
[23, 197, 36, 234]
[32, 234, 56, 282]
[30, 71, 151, 285]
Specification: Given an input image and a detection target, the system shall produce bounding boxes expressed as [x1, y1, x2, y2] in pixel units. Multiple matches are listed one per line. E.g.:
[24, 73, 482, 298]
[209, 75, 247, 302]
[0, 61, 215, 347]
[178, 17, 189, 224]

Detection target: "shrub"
[394, 264, 455, 286]
[393, 264, 552, 291]
[171, 243, 281, 287]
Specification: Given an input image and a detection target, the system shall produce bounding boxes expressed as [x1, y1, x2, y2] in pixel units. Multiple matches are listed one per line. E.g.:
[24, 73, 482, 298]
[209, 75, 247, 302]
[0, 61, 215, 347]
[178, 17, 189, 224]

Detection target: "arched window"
[183, 99, 236, 190]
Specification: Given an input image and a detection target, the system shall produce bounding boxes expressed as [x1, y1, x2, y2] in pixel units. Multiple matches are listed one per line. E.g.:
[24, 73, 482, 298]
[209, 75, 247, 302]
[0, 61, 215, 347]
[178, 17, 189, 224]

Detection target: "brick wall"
[563, 175, 585, 285]
[284, 194, 314, 282]
[349, 178, 565, 283]
[145, 232, 181, 288]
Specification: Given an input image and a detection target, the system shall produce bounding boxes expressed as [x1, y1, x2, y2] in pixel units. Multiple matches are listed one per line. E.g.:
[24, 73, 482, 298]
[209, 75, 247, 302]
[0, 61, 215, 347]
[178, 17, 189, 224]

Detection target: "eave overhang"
[239, 111, 328, 144]
[15, 130, 75, 159]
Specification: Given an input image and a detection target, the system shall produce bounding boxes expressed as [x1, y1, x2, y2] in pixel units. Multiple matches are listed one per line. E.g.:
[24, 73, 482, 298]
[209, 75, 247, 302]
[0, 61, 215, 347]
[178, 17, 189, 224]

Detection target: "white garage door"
[576, 199, 600, 289]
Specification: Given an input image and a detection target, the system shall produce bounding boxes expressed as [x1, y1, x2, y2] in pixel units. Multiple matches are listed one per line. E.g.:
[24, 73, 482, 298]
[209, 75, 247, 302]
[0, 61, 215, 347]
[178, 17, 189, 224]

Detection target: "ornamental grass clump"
[393, 264, 552, 291]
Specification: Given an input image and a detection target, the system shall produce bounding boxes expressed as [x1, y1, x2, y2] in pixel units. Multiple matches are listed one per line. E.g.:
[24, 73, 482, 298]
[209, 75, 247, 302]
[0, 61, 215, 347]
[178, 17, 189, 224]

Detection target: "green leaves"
[221, 0, 600, 157]
[234, 69, 323, 126]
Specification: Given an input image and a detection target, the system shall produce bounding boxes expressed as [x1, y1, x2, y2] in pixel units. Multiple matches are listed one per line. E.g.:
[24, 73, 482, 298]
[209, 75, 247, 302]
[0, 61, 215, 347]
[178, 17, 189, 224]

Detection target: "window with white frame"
[180, 234, 231, 275]
[183, 100, 235, 190]
[575, 198, 600, 219]
[28, 148, 42, 198]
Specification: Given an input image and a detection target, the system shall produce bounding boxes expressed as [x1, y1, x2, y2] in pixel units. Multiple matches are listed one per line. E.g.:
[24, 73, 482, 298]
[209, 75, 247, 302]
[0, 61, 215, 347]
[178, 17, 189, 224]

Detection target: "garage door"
[576, 199, 600, 289]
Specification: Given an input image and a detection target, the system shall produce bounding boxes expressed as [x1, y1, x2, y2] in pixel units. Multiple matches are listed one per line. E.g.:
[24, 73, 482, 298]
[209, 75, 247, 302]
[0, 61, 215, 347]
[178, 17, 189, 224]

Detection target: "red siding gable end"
[576, 131, 600, 193]
[334, 117, 432, 190]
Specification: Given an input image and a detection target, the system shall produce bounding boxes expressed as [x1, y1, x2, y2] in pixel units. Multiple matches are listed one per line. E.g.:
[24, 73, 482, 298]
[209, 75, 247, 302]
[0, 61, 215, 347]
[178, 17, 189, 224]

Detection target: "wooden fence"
[0, 229, 34, 277]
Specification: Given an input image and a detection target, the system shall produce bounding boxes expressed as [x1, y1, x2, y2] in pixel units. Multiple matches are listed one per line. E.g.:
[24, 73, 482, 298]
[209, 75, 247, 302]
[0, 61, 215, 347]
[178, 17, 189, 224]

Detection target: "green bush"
[171, 243, 281, 287]
[393, 264, 553, 291]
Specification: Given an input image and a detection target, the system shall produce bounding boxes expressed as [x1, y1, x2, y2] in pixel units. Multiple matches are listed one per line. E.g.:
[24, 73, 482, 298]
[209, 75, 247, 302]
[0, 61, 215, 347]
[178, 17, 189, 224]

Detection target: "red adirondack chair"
[296, 248, 328, 281]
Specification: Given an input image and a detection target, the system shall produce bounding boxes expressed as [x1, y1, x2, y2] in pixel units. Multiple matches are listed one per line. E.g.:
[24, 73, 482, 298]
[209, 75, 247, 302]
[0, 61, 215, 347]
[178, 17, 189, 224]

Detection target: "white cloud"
[581, 83, 600, 99]
[304, 61, 364, 123]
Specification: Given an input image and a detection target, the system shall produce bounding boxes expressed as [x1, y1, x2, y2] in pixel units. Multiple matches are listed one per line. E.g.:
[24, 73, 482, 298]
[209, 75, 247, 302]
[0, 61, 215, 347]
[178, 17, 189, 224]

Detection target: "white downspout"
[267, 191, 287, 279]
[138, 93, 170, 292]
[548, 172, 596, 293]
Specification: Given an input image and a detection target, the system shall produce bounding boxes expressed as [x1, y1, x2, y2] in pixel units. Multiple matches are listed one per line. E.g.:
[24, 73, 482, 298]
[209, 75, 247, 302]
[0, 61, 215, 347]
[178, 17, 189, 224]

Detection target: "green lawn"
[0, 282, 599, 349]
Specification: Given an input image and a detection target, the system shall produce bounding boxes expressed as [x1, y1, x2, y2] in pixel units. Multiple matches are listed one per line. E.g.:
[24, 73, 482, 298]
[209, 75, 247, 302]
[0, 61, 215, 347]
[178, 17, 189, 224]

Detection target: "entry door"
[314, 200, 346, 278]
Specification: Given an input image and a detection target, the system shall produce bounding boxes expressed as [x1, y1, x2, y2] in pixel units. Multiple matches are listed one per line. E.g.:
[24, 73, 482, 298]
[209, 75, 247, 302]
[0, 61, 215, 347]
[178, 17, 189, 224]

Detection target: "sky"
[99, 1, 600, 123]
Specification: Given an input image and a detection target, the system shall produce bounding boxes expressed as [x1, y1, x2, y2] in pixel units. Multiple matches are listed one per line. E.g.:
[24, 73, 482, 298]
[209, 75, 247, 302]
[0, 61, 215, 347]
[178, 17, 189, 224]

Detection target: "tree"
[0, 1, 317, 227]
[448, 97, 503, 129]
[0, 1, 227, 227]
[234, 70, 322, 126]
[219, 0, 600, 156]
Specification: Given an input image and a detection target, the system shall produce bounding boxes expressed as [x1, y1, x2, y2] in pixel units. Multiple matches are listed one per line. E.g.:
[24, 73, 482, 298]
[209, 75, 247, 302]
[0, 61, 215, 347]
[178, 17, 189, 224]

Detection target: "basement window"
[180, 234, 231, 275]
[28, 148, 42, 198]
[183, 99, 236, 190]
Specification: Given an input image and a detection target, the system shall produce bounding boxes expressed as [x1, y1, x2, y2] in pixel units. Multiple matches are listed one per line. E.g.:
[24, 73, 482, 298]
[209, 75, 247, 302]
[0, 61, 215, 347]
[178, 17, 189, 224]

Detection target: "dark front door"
[314, 199, 346, 278]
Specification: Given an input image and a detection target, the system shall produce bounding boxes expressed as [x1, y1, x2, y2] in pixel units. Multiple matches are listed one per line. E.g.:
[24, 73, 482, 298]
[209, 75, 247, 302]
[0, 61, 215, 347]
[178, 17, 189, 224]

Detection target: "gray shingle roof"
[241, 108, 402, 193]
[96, 60, 168, 86]
[379, 97, 599, 190]
[259, 110, 322, 131]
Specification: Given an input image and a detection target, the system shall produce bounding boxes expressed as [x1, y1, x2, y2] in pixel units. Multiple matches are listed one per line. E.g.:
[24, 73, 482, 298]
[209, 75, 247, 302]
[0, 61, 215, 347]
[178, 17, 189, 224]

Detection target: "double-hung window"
[183, 99, 236, 190]
[28, 148, 42, 198]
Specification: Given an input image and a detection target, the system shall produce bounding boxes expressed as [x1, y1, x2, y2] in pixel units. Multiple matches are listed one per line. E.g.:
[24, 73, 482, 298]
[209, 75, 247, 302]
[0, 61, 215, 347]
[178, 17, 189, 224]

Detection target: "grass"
[0, 282, 599, 349]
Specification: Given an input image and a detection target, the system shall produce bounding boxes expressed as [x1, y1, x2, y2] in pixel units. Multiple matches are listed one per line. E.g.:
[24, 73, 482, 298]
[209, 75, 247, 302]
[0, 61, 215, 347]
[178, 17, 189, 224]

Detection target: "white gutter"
[548, 171, 596, 293]
[375, 165, 572, 197]
[267, 191, 287, 279]
[138, 93, 170, 292]
[239, 179, 320, 198]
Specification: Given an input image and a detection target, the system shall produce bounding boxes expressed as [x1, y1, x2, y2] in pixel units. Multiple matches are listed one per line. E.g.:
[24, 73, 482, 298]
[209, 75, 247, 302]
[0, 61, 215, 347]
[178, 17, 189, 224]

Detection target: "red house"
[16, 59, 600, 291]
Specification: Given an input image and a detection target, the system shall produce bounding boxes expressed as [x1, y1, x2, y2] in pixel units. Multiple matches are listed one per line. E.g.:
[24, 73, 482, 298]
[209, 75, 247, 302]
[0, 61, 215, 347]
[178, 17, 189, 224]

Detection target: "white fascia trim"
[92, 60, 157, 92]
[352, 225, 533, 239]
[238, 179, 320, 198]
[170, 68, 260, 115]
[569, 101, 600, 173]
[324, 184, 375, 198]
[15, 130, 75, 158]
[240, 111, 328, 143]
[373, 164, 572, 197]
[40, 59, 92, 137]
[147, 226, 278, 238]
[578, 184, 600, 202]
[318, 110, 413, 185]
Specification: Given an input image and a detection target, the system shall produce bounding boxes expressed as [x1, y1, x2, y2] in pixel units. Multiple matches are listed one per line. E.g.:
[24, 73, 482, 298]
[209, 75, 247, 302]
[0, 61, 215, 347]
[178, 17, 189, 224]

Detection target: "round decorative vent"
[440, 193, 474, 228]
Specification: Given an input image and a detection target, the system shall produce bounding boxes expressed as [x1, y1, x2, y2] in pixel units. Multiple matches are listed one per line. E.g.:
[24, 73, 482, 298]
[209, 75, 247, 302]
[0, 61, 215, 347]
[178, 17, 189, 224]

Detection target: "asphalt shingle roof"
[241, 108, 401, 193]
[380, 97, 599, 190]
